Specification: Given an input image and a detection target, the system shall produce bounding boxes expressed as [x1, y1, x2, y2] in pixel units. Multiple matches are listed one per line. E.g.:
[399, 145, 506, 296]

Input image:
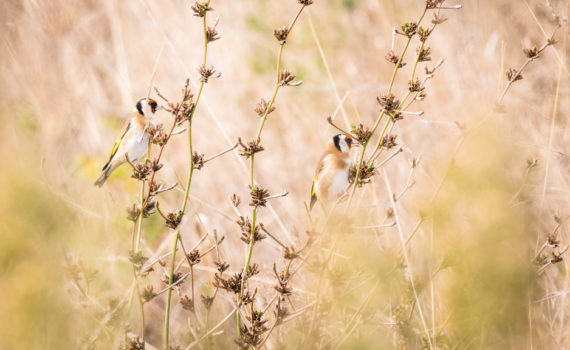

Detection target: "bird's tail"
[94, 170, 109, 187]
[309, 194, 317, 211]
[94, 161, 115, 187]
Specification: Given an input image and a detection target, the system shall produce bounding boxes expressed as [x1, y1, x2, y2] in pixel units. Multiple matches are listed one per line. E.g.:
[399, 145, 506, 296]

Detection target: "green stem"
[163, 230, 180, 350]
[131, 159, 148, 349]
[237, 42, 285, 345]
[410, 41, 425, 82]
[135, 180, 146, 252]
[367, 40, 425, 163]
[164, 13, 208, 350]
[132, 267, 146, 350]
[347, 37, 412, 207]
[255, 44, 284, 140]
[236, 5, 308, 344]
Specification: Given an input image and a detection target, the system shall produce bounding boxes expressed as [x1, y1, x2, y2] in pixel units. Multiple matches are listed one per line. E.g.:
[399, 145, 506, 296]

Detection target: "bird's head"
[135, 98, 160, 117]
[332, 133, 355, 153]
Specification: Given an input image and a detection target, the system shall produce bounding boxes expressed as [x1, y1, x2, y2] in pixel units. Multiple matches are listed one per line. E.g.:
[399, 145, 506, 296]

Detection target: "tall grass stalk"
[164, 6, 211, 350]
[237, 2, 309, 342]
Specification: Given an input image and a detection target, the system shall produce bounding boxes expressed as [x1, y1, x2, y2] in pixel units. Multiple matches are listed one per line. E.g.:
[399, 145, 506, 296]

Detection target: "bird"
[94, 98, 159, 187]
[310, 133, 356, 210]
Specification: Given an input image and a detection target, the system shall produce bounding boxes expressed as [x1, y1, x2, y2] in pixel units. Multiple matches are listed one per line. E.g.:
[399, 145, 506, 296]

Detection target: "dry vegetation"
[1, 0, 569, 349]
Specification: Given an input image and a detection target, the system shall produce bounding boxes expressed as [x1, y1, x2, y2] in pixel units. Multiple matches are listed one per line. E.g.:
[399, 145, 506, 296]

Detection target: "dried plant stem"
[164, 13, 210, 350]
[541, 38, 564, 205]
[184, 308, 237, 350]
[367, 37, 426, 165]
[383, 169, 433, 349]
[497, 27, 558, 105]
[331, 283, 378, 349]
[236, 3, 308, 341]
[255, 45, 283, 140]
[406, 25, 559, 254]
[347, 36, 412, 207]
[128, 42, 164, 349]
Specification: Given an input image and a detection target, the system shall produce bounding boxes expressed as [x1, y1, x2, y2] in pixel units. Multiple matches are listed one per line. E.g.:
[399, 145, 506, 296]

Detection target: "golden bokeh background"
[0, 0, 568, 349]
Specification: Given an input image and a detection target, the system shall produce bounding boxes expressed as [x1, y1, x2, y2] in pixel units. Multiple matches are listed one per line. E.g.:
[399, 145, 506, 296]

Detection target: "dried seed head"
[547, 232, 560, 247]
[198, 64, 221, 83]
[126, 204, 141, 222]
[142, 199, 156, 218]
[187, 249, 201, 265]
[128, 250, 149, 272]
[213, 261, 229, 274]
[150, 158, 163, 172]
[254, 98, 276, 117]
[171, 83, 195, 126]
[506, 68, 523, 82]
[192, 152, 205, 170]
[213, 272, 243, 294]
[206, 19, 220, 43]
[237, 216, 266, 244]
[279, 70, 301, 86]
[350, 123, 372, 144]
[417, 46, 432, 62]
[547, 37, 558, 46]
[408, 79, 424, 92]
[526, 159, 539, 169]
[247, 263, 260, 277]
[238, 138, 264, 159]
[142, 285, 156, 303]
[240, 288, 257, 305]
[349, 161, 376, 186]
[200, 294, 215, 309]
[418, 26, 432, 42]
[148, 124, 169, 146]
[381, 134, 398, 149]
[249, 185, 270, 207]
[120, 336, 144, 350]
[274, 303, 289, 325]
[298, 0, 314, 5]
[283, 246, 299, 260]
[162, 271, 184, 286]
[130, 160, 152, 181]
[230, 194, 241, 207]
[180, 295, 195, 312]
[523, 46, 540, 59]
[551, 250, 564, 264]
[148, 181, 163, 197]
[238, 309, 269, 348]
[385, 50, 406, 68]
[273, 264, 292, 295]
[401, 22, 418, 37]
[377, 93, 400, 112]
[425, 0, 445, 9]
[391, 111, 404, 121]
[273, 26, 289, 44]
[165, 210, 183, 229]
[191, 1, 212, 17]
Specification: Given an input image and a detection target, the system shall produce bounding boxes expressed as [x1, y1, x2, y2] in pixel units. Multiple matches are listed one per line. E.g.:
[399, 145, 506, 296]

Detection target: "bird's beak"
[351, 142, 361, 148]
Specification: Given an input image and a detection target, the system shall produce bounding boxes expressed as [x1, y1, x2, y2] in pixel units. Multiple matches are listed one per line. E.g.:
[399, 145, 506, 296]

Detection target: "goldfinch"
[94, 98, 159, 187]
[310, 134, 355, 210]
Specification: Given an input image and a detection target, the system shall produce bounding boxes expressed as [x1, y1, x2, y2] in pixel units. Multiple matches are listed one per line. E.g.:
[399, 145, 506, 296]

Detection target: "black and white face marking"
[333, 134, 352, 153]
[136, 98, 158, 117]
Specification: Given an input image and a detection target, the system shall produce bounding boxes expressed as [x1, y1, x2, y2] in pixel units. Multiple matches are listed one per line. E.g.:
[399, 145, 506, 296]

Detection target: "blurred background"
[0, 0, 569, 349]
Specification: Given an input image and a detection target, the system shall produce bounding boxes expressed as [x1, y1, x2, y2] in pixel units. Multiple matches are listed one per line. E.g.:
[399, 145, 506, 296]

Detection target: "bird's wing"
[310, 153, 330, 208]
[101, 118, 132, 171]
